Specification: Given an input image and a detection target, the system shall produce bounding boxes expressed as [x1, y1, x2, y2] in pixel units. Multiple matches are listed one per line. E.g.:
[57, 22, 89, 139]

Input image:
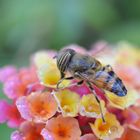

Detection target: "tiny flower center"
[63, 106, 71, 113]
[31, 101, 47, 116]
[58, 130, 66, 137]
[56, 125, 69, 138]
[87, 105, 94, 112]
[86, 103, 100, 114]
[40, 110, 48, 116]
[98, 123, 110, 132]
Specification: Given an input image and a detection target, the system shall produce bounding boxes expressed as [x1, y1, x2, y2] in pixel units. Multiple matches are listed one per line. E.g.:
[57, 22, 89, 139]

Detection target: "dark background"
[0, 0, 140, 139]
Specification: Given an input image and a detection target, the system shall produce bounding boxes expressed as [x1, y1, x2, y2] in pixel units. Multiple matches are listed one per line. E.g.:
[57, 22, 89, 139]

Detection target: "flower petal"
[120, 126, 140, 140]
[41, 115, 81, 140]
[16, 92, 57, 123]
[0, 100, 10, 123]
[3, 75, 26, 99]
[3, 67, 38, 99]
[0, 100, 23, 128]
[0, 66, 17, 83]
[35, 51, 70, 88]
[69, 83, 90, 97]
[53, 90, 80, 117]
[11, 121, 44, 140]
[80, 134, 97, 140]
[65, 44, 87, 54]
[38, 63, 69, 88]
[90, 112, 124, 140]
[115, 42, 140, 66]
[122, 106, 140, 132]
[33, 51, 56, 69]
[11, 131, 24, 140]
[79, 94, 106, 118]
[106, 89, 139, 109]
[7, 104, 23, 128]
[16, 96, 33, 121]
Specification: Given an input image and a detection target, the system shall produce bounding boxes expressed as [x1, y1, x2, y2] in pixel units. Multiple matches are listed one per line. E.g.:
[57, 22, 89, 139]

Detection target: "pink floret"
[0, 100, 23, 128]
[0, 66, 17, 83]
[3, 75, 25, 99]
[11, 131, 24, 140]
[16, 96, 33, 121]
[41, 128, 54, 140]
[0, 100, 10, 123]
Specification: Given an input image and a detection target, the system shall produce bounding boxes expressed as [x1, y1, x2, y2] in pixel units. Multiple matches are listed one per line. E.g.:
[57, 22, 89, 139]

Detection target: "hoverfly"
[55, 48, 127, 122]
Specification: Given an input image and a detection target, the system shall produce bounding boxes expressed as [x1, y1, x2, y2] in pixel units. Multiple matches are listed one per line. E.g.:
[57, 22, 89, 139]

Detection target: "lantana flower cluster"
[0, 42, 140, 140]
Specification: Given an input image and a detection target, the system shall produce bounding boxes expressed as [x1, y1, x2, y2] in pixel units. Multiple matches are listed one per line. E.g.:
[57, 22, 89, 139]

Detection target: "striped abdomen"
[93, 66, 127, 96]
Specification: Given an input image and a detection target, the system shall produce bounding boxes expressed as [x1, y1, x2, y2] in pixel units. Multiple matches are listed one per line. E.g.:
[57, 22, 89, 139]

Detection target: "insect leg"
[74, 72, 89, 81]
[87, 81, 105, 123]
[56, 75, 74, 89]
[60, 72, 65, 79]
[73, 71, 105, 122]
[58, 80, 84, 90]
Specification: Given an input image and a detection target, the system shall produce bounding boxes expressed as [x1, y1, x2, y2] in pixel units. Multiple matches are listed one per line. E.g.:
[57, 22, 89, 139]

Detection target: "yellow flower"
[116, 42, 140, 66]
[52, 90, 80, 117]
[106, 89, 139, 109]
[90, 112, 124, 140]
[79, 94, 106, 118]
[38, 63, 61, 88]
[33, 51, 55, 69]
[34, 51, 70, 88]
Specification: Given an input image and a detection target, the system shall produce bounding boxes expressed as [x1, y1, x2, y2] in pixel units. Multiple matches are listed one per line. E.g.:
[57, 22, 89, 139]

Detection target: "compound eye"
[91, 61, 101, 71]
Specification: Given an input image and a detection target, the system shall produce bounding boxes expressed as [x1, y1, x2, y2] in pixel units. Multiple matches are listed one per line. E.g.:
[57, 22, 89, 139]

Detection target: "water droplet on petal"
[108, 125, 118, 135]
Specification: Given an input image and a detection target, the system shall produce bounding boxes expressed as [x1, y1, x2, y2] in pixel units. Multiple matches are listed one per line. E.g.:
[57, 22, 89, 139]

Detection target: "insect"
[55, 48, 127, 122]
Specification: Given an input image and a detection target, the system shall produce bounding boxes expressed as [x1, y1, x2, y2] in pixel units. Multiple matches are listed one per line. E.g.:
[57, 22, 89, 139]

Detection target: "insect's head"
[55, 48, 76, 72]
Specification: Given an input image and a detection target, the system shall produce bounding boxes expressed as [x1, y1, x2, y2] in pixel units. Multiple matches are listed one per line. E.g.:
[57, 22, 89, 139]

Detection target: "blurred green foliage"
[0, 124, 14, 140]
[0, 0, 140, 66]
[0, 83, 15, 140]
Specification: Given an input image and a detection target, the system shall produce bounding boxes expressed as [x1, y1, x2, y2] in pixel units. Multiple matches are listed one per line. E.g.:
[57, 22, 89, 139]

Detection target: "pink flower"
[122, 106, 140, 132]
[11, 121, 44, 140]
[69, 82, 90, 97]
[11, 131, 24, 140]
[115, 65, 140, 91]
[0, 65, 17, 83]
[77, 115, 94, 134]
[119, 126, 140, 140]
[3, 66, 39, 99]
[3, 74, 26, 99]
[80, 134, 97, 140]
[0, 100, 10, 123]
[41, 115, 81, 140]
[0, 100, 23, 128]
[18, 67, 38, 86]
[16, 91, 58, 123]
[90, 41, 109, 56]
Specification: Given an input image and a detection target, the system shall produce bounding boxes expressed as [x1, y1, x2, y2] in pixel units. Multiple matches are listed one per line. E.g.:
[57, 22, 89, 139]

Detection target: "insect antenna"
[87, 82, 105, 123]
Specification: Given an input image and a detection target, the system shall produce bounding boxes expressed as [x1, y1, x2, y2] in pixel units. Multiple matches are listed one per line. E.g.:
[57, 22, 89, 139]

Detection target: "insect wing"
[93, 70, 127, 96]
